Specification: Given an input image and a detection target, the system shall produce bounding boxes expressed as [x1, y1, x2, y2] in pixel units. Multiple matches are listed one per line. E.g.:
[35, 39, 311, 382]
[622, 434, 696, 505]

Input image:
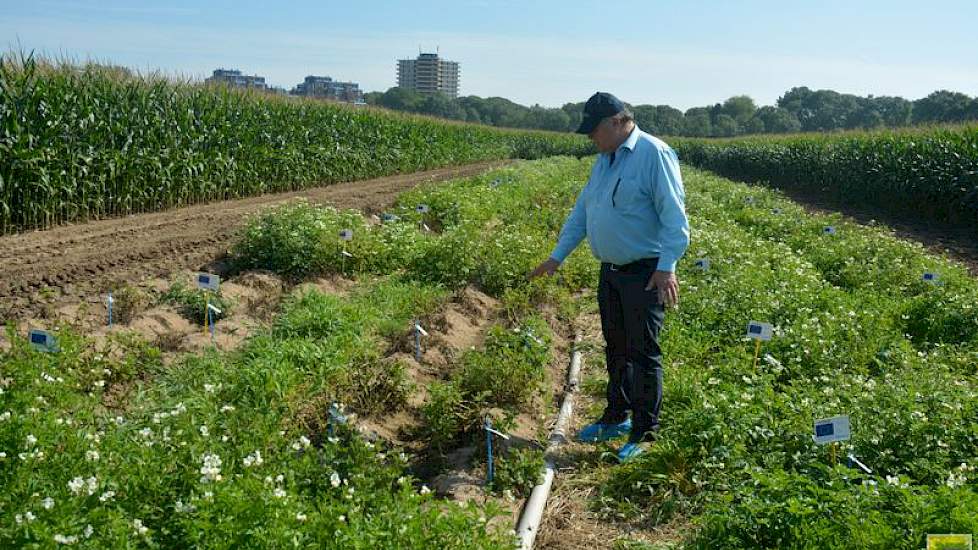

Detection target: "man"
[529, 92, 690, 463]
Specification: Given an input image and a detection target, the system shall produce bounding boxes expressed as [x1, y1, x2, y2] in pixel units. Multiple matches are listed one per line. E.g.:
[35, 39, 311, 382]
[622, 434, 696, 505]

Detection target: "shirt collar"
[619, 124, 641, 152]
[604, 124, 641, 160]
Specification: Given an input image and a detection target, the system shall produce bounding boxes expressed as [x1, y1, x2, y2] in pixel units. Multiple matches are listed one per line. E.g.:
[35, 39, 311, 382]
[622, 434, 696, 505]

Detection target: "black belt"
[602, 257, 658, 273]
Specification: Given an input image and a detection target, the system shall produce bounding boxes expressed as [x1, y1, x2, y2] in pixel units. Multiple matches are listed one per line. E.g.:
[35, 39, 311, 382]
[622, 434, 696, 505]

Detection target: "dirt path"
[536, 310, 689, 549]
[0, 160, 512, 323]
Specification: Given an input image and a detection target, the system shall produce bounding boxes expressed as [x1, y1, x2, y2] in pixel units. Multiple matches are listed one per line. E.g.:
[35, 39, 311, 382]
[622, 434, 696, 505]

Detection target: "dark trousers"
[597, 257, 665, 442]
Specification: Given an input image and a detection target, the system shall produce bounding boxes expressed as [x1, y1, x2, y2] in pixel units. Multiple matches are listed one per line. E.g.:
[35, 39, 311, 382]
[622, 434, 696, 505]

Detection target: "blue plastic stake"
[206, 302, 222, 343]
[107, 292, 113, 328]
[327, 402, 347, 438]
[414, 321, 422, 362]
[485, 417, 494, 485]
[415, 323, 421, 361]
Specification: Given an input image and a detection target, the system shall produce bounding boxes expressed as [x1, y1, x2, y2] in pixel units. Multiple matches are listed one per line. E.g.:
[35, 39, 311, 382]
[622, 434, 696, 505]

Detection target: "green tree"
[464, 107, 482, 124]
[683, 107, 712, 137]
[779, 87, 862, 131]
[419, 92, 466, 120]
[912, 90, 975, 123]
[742, 116, 765, 134]
[753, 106, 800, 134]
[523, 105, 571, 131]
[375, 87, 424, 112]
[560, 101, 585, 132]
[632, 104, 659, 133]
[720, 95, 758, 125]
[712, 114, 739, 137]
[868, 95, 912, 127]
[633, 105, 685, 135]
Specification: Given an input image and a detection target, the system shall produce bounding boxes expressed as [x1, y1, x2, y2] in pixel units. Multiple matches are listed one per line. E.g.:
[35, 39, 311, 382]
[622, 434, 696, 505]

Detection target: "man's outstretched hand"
[646, 270, 680, 308]
[529, 258, 560, 280]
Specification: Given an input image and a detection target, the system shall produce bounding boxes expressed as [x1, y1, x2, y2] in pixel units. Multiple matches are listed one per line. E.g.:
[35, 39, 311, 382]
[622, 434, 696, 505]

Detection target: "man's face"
[588, 117, 619, 153]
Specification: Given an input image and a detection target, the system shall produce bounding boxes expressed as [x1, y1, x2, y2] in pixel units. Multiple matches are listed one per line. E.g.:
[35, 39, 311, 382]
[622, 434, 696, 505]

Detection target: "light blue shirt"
[550, 125, 690, 272]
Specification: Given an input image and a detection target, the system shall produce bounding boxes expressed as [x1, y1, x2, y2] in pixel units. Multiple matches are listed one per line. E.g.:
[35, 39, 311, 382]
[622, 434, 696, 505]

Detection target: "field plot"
[540, 166, 978, 549]
[0, 158, 599, 548]
[2, 156, 976, 549]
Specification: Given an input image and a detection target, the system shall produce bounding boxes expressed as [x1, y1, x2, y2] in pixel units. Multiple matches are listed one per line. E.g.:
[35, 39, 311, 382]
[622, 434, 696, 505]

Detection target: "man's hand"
[529, 258, 560, 280]
[646, 270, 679, 307]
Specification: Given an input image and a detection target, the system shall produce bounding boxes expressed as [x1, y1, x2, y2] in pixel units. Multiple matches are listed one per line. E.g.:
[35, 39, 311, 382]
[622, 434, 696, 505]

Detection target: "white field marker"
[813, 415, 850, 444]
[340, 229, 354, 271]
[746, 321, 773, 370]
[416, 204, 430, 232]
[485, 425, 510, 440]
[414, 320, 428, 362]
[340, 249, 353, 274]
[518, 327, 543, 345]
[814, 414, 851, 466]
[484, 416, 511, 485]
[327, 401, 348, 437]
[207, 303, 222, 341]
[199, 274, 220, 337]
[107, 292, 114, 327]
[846, 453, 872, 475]
[746, 321, 773, 341]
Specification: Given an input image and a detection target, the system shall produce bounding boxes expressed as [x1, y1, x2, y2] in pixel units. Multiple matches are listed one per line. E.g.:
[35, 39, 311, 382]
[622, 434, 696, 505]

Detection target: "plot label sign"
[813, 415, 850, 444]
[746, 321, 773, 341]
[197, 273, 221, 292]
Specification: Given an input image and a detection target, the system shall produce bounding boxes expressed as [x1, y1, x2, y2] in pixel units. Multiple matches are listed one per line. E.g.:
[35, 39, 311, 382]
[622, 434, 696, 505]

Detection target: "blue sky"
[2, 0, 977, 110]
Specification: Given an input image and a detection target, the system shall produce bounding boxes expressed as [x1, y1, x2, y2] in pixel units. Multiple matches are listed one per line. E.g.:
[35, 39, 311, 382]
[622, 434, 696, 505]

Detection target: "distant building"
[396, 52, 460, 98]
[205, 68, 267, 89]
[291, 75, 363, 102]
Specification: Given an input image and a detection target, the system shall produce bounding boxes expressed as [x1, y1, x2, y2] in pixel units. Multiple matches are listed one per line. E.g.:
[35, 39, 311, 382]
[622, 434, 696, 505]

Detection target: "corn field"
[0, 53, 592, 234]
[671, 126, 978, 226]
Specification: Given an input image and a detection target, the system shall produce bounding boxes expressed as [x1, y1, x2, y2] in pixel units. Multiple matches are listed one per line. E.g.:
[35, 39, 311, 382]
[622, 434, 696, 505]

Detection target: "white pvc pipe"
[515, 333, 583, 549]
[515, 458, 555, 548]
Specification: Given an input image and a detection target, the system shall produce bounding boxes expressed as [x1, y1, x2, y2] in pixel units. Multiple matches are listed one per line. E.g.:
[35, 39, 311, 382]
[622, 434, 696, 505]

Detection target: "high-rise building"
[291, 76, 363, 102]
[396, 52, 460, 98]
[205, 69, 267, 89]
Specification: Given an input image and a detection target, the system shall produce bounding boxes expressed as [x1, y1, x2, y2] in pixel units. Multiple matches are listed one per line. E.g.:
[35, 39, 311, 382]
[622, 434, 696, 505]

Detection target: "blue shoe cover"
[576, 417, 631, 443]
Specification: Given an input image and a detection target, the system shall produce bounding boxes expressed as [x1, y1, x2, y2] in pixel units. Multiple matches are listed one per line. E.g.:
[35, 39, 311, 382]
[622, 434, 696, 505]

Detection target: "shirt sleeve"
[549, 188, 587, 263]
[651, 147, 690, 272]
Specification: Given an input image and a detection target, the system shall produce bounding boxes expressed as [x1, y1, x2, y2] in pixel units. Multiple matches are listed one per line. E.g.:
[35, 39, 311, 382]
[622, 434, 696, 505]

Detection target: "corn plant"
[0, 52, 592, 234]
[671, 125, 978, 226]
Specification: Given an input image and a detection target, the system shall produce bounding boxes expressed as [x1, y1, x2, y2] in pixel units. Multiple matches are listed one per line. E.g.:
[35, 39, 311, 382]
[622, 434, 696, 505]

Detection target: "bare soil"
[0, 160, 513, 324]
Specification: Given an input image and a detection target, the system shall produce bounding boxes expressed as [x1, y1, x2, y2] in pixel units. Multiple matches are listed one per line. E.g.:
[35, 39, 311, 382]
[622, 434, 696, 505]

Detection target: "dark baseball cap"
[575, 92, 625, 134]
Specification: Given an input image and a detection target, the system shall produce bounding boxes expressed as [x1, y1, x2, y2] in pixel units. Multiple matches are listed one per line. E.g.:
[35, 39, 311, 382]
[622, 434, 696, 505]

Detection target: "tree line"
[364, 86, 978, 136]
